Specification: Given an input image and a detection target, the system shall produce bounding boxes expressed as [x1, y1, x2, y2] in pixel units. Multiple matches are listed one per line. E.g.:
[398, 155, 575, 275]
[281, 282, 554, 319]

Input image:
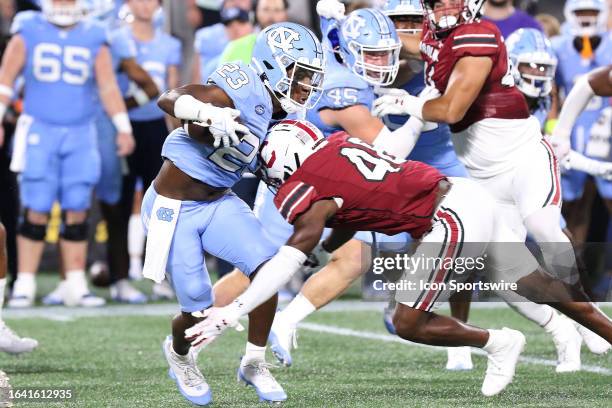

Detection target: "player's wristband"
[544, 119, 558, 135]
[133, 88, 151, 106]
[112, 112, 132, 134]
[0, 84, 14, 99]
[0, 102, 7, 122]
[174, 94, 215, 125]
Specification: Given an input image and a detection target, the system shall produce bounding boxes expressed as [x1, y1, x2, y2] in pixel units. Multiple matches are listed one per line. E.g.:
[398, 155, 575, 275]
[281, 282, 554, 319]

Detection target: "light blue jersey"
[162, 61, 273, 189]
[194, 23, 228, 81]
[553, 33, 612, 199]
[12, 11, 107, 125]
[117, 27, 181, 121]
[306, 59, 373, 136]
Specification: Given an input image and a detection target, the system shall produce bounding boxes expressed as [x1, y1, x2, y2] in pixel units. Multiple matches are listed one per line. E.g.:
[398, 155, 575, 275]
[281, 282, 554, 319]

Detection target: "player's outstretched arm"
[0, 34, 25, 147]
[157, 84, 251, 148]
[184, 200, 339, 346]
[120, 58, 160, 109]
[96, 45, 135, 156]
[587, 65, 612, 97]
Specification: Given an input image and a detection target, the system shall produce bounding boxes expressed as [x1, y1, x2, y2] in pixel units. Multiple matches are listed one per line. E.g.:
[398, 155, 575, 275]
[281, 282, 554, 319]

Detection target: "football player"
[551, 0, 612, 243]
[142, 23, 324, 405]
[0, 0, 133, 308]
[373, 0, 596, 352]
[185, 120, 612, 397]
[0, 221, 38, 354]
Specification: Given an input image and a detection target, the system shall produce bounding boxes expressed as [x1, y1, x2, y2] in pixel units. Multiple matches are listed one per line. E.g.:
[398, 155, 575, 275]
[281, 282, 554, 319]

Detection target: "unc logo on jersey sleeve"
[267, 27, 300, 53]
[156, 207, 175, 222]
[255, 105, 265, 115]
[342, 14, 366, 40]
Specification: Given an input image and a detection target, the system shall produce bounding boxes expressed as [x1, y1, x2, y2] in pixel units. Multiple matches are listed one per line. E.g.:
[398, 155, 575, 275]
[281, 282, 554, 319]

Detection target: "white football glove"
[548, 136, 571, 161]
[301, 242, 332, 275]
[185, 303, 245, 348]
[372, 86, 440, 120]
[204, 107, 251, 148]
[562, 150, 612, 181]
[316, 0, 345, 20]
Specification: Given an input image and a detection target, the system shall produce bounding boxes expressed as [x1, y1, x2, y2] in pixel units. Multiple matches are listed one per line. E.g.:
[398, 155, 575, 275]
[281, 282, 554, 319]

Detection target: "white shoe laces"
[171, 350, 205, 388]
[244, 362, 281, 390]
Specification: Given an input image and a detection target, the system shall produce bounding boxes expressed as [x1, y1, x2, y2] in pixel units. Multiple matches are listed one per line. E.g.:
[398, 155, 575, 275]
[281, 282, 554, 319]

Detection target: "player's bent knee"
[18, 210, 48, 241]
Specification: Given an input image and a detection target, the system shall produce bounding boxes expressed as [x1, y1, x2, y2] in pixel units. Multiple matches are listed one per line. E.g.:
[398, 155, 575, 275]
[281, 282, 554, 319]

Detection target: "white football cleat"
[481, 328, 525, 397]
[163, 336, 212, 406]
[152, 281, 175, 301]
[577, 325, 611, 355]
[237, 358, 287, 403]
[42, 281, 66, 305]
[0, 323, 38, 355]
[110, 279, 147, 304]
[552, 316, 582, 373]
[446, 346, 473, 371]
[7, 277, 35, 308]
[268, 314, 297, 367]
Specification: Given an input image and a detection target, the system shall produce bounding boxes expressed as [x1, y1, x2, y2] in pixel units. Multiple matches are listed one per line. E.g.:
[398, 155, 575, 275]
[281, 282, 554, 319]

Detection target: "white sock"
[243, 342, 266, 365]
[542, 309, 564, 334]
[280, 293, 316, 327]
[0, 278, 6, 320]
[13, 273, 36, 297]
[128, 214, 145, 258]
[65, 270, 88, 293]
[482, 329, 503, 353]
[507, 301, 555, 328]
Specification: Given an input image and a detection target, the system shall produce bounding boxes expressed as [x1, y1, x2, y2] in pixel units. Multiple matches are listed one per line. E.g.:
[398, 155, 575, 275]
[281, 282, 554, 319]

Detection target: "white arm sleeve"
[235, 246, 308, 315]
[373, 116, 426, 159]
[555, 75, 596, 141]
[173, 94, 222, 125]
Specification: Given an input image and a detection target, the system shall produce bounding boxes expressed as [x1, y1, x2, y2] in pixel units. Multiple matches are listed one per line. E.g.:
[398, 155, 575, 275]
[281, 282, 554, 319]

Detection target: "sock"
[65, 270, 87, 294]
[0, 278, 5, 320]
[128, 214, 145, 259]
[243, 342, 266, 365]
[542, 310, 564, 334]
[482, 329, 503, 353]
[280, 293, 316, 327]
[13, 273, 36, 297]
[506, 301, 555, 328]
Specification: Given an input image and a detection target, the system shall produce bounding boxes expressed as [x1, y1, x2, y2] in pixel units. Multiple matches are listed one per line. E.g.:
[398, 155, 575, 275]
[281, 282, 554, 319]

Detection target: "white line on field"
[298, 322, 612, 376]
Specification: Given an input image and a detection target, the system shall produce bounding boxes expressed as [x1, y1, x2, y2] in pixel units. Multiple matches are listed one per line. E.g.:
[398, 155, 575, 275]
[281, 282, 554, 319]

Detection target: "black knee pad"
[60, 211, 89, 241]
[18, 210, 47, 241]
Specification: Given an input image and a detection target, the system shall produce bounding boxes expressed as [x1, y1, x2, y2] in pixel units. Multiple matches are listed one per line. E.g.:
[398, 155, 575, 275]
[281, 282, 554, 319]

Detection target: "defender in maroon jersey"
[185, 120, 612, 398]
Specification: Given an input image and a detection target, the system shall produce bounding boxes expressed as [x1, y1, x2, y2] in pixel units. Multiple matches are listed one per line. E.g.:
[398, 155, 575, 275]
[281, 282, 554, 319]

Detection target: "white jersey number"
[216, 63, 249, 90]
[340, 138, 402, 181]
[33, 43, 91, 85]
[209, 131, 260, 173]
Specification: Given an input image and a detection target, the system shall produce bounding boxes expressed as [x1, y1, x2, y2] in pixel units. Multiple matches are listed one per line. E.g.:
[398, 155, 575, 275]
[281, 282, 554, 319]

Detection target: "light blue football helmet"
[251, 22, 326, 114]
[339, 8, 401, 86]
[564, 0, 608, 37]
[506, 28, 558, 99]
[86, 0, 116, 24]
[40, 0, 88, 26]
[383, 0, 424, 34]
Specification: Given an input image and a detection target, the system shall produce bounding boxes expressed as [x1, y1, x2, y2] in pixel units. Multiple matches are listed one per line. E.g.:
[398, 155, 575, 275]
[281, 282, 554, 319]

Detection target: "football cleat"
[551, 316, 582, 373]
[481, 328, 525, 397]
[577, 324, 610, 355]
[163, 336, 212, 406]
[237, 358, 287, 403]
[152, 281, 175, 301]
[0, 323, 38, 355]
[446, 346, 473, 371]
[268, 314, 297, 367]
[42, 281, 66, 305]
[110, 280, 147, 304]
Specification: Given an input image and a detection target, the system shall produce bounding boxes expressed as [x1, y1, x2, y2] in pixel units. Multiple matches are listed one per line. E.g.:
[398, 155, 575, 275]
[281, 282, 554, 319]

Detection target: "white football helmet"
[564, 0, 608, 37]
[41, 0, 88, 26]
[258, 120, 327, 193]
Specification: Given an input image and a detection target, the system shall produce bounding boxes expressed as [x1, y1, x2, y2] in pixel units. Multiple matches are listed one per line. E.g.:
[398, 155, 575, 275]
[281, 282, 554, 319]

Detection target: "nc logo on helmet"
[267, 27, 301, 53]
[342, 14, 366, 40]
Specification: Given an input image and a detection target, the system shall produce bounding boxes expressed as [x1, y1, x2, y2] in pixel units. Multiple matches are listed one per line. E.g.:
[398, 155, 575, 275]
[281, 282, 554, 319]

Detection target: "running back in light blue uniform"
[142, 23, 325, 313]
[553, 32, 612, 200]
[95, 25, 137, 204]
[13, 10, 107, 212]
[117, 26, 181, 121]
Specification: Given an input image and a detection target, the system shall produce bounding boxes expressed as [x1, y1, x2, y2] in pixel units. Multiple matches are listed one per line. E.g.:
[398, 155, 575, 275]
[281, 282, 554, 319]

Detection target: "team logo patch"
[267, 27, 300, 53]
[156, 207, 174, 222]
[255, 105, 265, 115]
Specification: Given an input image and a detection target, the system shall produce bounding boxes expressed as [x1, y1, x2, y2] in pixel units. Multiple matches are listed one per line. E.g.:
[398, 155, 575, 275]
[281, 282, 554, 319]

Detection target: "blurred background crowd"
[0, 0, 610, 308]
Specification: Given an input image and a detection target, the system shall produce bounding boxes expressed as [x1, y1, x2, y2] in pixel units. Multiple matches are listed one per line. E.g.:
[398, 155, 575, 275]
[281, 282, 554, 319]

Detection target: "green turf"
[2, 306, 611, 407]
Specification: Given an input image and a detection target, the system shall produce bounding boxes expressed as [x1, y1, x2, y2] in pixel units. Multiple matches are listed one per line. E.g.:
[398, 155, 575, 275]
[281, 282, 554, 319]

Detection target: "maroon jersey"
[273, 133, 447, 239]
[420, 19, 529, 133]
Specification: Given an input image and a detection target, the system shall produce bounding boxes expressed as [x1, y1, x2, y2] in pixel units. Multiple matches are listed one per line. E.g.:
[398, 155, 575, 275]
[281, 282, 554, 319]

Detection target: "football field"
[2, 293, 611, 407]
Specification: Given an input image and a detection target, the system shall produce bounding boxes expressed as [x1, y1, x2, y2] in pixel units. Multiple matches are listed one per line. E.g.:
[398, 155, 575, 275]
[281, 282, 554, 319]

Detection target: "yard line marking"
[298, 322, 612, 375]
